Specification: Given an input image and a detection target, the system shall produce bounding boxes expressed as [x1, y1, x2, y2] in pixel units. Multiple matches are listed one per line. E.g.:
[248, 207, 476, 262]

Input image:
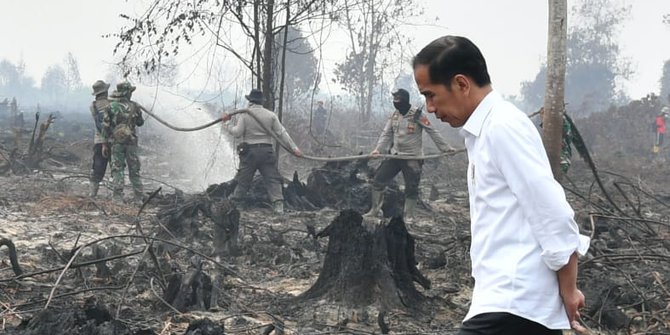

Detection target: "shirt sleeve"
[271, 114, 298, 151]
[224, 113, 245, 138]
[490, 115, 590, 271]
[375, 117, 394, 152]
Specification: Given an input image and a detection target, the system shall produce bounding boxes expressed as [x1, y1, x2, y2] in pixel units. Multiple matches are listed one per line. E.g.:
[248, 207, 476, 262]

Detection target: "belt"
[246, 143, 272, 148]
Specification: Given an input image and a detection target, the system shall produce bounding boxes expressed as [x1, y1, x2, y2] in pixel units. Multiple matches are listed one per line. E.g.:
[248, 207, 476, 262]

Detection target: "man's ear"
[452, 74, 470, 93]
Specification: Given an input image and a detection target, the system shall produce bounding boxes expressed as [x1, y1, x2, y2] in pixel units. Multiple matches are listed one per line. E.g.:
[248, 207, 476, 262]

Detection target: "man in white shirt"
[412, 35, 590, 334]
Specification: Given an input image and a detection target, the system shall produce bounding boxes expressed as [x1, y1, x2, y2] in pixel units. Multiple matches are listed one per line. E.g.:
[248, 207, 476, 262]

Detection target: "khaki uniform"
[372, 106, 451, 197]
[90, 98, 110, 183]
[224, 103, 298, 203]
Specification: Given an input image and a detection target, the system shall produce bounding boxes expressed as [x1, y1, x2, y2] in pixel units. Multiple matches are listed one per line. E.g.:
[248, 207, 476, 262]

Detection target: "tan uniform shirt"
[90, 98, 110, 144]
[375, 106, 451, 156]
[224, 103, 298, 151]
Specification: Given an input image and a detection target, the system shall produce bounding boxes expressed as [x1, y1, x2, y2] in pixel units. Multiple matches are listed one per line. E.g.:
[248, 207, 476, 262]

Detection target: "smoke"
[132, 86, 236, 192]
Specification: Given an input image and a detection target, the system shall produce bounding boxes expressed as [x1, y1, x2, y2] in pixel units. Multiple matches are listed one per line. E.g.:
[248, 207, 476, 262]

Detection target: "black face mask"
[394, 101, 411, 114]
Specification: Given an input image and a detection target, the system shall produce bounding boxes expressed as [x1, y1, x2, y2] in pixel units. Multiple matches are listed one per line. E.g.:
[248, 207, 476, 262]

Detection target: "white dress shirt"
[459, 91, 590, 329]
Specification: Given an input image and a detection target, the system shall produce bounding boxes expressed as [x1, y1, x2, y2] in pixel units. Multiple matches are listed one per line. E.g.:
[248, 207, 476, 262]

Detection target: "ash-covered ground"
[1, 97, 670, 334]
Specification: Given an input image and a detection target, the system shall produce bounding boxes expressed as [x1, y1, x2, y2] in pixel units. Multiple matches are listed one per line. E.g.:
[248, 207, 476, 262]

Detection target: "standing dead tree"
[543, 0, 568, 180]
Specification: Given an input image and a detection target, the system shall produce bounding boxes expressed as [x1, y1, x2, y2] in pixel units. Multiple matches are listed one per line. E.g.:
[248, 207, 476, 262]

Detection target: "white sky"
[0, 0, 669, 100]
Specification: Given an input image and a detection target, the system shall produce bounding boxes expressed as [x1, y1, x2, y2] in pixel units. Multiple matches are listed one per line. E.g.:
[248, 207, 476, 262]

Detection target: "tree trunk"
[299, 210, 429, 310]
[277, 2, 290, 123]
[253, 1, 262, 90]
[543, 0, 568, 180]
[262, 0, 276, 110]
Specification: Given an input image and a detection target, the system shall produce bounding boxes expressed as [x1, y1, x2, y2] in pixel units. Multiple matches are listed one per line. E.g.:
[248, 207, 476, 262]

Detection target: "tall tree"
[41, 65, 68, 101]
[0, 59, 37, 101]
[543, 0, 568, 180]
[63, 52, 83, 92]
[521, 0, 631, 116]
[662, 16, 670, 103]
[333, 0, 421, 122]
[660, 60, 670, 104]
[113, 0, 342, 112]
[274, 25, 318, 112]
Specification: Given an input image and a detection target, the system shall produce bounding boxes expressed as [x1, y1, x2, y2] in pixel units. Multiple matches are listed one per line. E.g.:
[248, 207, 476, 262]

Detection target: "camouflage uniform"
[101, 82, 145, 200]
[366, 90, 452, 219]
[89, 80, 111, 197]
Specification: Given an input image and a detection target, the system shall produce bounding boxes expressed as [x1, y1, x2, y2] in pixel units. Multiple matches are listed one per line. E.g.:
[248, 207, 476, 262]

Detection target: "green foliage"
[275, 26, 318, 108]
[521, 0, 632, 116]
[41, 65, 68, 99]
[333, 0, 422, 120]
[0, 59, 37, 102]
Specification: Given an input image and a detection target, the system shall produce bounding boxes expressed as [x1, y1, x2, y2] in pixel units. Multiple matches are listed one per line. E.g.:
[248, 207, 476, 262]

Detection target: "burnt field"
[1, 98, 670, 335]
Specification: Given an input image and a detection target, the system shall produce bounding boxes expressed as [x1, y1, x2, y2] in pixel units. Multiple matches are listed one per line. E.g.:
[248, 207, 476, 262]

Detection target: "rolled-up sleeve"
[224, 114, 245, 138]
[490, 116, 590, 271]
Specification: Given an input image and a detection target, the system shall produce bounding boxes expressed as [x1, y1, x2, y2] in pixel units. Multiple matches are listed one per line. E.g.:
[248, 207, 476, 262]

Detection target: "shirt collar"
[461, 90, 502, 138]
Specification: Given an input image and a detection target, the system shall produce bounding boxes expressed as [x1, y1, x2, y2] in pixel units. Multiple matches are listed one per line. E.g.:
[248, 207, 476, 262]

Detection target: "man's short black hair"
[412, 35, 491, 88]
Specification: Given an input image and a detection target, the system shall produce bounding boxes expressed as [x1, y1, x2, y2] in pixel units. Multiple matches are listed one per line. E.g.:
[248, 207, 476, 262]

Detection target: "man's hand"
[369, 149, 380, 157]
[561, 288, 587, 333]
[101, 144, 110, 158]
[221, 113, 231, 122]
[293, 148, 303, 157]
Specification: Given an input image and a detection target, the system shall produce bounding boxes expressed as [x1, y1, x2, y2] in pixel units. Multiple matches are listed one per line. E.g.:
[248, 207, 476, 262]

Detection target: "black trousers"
[91, 143, 109, 183]
[457, 313, 562, 335]
[232, 143, 283, 203]
[371, 159, 422, 198]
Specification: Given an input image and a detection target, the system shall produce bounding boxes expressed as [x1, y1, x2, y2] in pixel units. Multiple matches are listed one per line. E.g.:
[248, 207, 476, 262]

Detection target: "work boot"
[364, 190, 384, 218]
[403, 196, 418, 222]
[89, 181, 100, 198]
[272, 200, 284, 214]
[133, 190, 145, 204]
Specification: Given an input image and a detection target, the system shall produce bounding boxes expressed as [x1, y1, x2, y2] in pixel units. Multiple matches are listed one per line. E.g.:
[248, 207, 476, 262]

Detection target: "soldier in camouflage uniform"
[101, 82, 145, 201]
[365, 88, 454, 220]
[89, 80, 111, 197]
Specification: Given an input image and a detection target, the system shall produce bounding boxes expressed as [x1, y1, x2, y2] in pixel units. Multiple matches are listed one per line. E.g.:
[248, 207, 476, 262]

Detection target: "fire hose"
[139, 107, 463, 162]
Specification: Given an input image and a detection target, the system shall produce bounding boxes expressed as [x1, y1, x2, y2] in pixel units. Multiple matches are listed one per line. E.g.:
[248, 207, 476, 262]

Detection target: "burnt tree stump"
[299, 210, 430, 310]
[163, 256, 214, 312]
[209, 200, 240, 257]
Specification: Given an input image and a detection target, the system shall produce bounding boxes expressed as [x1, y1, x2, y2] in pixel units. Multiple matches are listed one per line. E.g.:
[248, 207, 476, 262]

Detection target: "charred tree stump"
[163, 256, 214, 312]
[299, 210, 430, 310]
[184, 318, 225, 335]
[210, 200, 240, 257]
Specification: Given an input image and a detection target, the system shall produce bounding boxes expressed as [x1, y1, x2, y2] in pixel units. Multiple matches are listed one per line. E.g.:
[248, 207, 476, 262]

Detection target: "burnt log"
[184, 318, 224, 335]
[299, 210, 429, 310]
[15, 297, 144, 335]
[0, 237, 23, 276]
[203, 160, 411, 215]
[303, 160, 404, 216]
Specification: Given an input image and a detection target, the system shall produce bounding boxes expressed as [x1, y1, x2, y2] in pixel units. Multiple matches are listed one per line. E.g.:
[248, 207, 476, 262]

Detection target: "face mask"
[394, 101, 411, 114]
